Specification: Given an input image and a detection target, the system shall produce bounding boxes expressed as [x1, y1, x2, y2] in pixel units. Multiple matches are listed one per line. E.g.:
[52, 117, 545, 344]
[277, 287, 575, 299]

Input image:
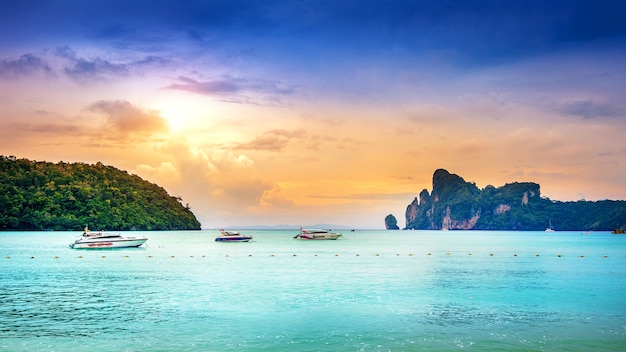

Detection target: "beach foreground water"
[1, 230, 625, 351]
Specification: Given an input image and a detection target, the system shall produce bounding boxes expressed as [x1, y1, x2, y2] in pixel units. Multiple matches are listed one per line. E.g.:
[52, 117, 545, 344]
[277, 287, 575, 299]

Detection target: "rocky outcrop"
[384, 214, 400, 230]
[400, 169, 626, 231]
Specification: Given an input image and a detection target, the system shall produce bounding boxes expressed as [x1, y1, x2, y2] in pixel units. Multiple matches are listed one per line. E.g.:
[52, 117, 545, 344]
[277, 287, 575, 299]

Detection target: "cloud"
[165, 75, 297, 105]
[0, 54, 52, 78]
[559, 100, 623, 119]
[85, 100, 169, 133]
[55, 47, 129, 81]
[233, 129, 305, 151]
[134, 141, 282, 226]
[53, 47, 170, 82]
[6, 122, 81, 135]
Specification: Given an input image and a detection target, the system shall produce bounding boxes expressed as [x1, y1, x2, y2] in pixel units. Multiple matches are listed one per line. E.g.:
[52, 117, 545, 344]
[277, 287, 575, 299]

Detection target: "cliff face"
[402, 169, 626, 231]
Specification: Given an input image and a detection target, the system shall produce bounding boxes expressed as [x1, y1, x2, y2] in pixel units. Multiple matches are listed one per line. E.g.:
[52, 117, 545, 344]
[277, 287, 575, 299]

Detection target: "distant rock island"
[397, 169, 626, 231]
[0, 156, 201, 231]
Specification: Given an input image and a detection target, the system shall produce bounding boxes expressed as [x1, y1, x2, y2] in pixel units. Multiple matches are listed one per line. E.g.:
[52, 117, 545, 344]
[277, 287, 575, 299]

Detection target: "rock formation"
[397, 169, 626, 231]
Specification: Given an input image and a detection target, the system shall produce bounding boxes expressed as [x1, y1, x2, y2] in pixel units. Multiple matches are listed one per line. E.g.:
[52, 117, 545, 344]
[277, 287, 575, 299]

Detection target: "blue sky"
[1, 0, 625, 228]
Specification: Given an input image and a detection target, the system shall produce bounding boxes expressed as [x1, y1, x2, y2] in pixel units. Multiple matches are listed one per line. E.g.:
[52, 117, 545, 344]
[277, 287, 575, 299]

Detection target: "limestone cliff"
[401, 169, 626, 231]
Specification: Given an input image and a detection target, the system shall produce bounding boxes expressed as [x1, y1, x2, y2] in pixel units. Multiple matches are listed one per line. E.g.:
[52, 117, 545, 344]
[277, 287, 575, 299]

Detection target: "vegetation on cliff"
[404, 169, 626, 231]
[0, 156, 201, 231]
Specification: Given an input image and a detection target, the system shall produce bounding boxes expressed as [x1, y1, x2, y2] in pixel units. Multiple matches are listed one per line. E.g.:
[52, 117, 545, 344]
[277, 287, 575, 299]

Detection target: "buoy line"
[2, 253, 620, 259]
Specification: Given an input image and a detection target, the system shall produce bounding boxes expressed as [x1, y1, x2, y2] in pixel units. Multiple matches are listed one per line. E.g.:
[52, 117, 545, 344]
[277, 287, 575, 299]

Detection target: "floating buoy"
[513, 254, 517, 257]
[428, 253, 432, 256]
[356, 254, 360, 256]
[375, 253, 379, 256]
[314, 254, 318, 256]
[78, 256, 83, 258]
[271, 254, 275, 257]
[148, 255, 152, 258]
[54, 256, 59, 259]
[409, 253, 413, 256]
[225, 254, 229, 257]
[30, 256, 35, 259]
[489, 253, 493, 256]
[293, 254, 297, 256]
[603, 255, 608, 258]
[535, 254, 539, 257]
[101, 255, 106, 258]
[248, 254, 252, 257]
[5, 256, 9, 259]
[468, 253, 472, 256]
[335, 254, 339, 256]
[124, 255, 129, 258]
[579, 255, 584, 258]
[557, 254, 562, 257]
[170, 256, 174, 258]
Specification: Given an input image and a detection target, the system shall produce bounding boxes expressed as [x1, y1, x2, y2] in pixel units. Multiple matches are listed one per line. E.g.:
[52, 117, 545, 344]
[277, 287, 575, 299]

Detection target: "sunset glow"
[1, 0, 625, 228]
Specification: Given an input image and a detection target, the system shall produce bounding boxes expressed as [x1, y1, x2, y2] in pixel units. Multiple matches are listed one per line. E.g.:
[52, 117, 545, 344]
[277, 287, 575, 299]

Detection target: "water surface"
[1, 230, 625, 351]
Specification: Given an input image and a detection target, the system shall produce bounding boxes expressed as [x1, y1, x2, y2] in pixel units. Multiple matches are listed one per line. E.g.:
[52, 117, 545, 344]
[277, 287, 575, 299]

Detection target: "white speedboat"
[70, 228, 147, 249]
[294, 228, 342, 240]
[215, 229, 253, 242]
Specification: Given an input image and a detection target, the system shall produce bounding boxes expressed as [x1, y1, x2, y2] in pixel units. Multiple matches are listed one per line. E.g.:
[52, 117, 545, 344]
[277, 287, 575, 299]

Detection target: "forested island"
[0, 156, 201, 231]
[393, 169, 626, 231]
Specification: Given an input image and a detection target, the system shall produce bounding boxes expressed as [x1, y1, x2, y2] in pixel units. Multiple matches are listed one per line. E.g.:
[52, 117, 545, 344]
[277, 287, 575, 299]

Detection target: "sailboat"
[545, 220, 555, 232]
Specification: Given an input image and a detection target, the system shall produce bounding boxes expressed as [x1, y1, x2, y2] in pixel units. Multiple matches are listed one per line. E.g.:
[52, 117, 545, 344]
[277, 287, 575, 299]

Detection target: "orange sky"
[2, 1, 626, 228]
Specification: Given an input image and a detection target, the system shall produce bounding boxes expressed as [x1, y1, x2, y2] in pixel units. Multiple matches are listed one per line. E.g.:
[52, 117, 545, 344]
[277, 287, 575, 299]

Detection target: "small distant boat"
[70, 227, 147, 249]
[612, 229, 624, 234]
[545, 220, 555, 232]
[215, 229, 253, 242]
[294, 228, 342, 240]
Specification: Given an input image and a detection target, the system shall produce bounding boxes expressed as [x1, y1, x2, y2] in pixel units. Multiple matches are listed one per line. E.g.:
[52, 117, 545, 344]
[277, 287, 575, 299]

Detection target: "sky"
[1, 0, 625, 229]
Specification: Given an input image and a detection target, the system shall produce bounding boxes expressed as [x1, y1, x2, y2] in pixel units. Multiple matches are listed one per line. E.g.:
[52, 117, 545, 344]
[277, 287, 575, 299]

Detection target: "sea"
[1, 229, 625, 352]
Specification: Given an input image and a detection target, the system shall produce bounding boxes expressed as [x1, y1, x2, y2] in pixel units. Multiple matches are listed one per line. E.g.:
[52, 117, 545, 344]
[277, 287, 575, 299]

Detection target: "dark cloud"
[0, 54, 52, 78]
[86, 100, 169, 133]
[560, 100, 623, 119]
[55, 47, 128, 81]
[166, 75, 297, 104]
[53, 47, 170, 82]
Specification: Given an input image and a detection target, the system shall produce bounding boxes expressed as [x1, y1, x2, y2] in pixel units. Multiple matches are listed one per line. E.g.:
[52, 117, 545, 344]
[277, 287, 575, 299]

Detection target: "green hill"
[404, 169, 626, 231]
[0, 156, 201, 231]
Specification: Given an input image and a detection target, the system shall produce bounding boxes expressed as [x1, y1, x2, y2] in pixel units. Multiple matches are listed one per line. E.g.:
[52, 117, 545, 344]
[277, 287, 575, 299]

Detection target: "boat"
[294, 228, 342, 240]
[612, 229, 624, 234]
[215, 229, 253, 242]
[545, 220, 555, 232]
[70, 227, 147, 249]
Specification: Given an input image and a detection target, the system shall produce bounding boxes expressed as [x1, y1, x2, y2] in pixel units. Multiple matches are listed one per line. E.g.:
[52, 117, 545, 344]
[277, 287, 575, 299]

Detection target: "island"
[394, 169, 626, 231]
[0, 156, 201, 231]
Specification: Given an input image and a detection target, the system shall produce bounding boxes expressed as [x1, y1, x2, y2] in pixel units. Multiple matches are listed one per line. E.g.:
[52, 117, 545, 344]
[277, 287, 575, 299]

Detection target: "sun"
[159, 106, 188, 132]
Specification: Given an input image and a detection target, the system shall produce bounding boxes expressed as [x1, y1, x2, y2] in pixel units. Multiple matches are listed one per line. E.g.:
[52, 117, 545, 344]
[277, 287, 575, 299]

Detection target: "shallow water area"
[1, 230, 625, 351]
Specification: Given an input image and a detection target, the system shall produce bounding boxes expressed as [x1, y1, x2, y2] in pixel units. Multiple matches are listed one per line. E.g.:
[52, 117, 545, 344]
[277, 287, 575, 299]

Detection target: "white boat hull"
[215, 237, 252, 242]
[295, 234, 342, 240]
[294, 229, 342, 240]
[70, 237, 147, 249]
[215, 229, 252, 242]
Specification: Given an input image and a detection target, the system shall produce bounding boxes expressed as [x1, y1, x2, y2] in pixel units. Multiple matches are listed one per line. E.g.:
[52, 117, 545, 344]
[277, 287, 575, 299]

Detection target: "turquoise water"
[1, 230, 625, 351]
